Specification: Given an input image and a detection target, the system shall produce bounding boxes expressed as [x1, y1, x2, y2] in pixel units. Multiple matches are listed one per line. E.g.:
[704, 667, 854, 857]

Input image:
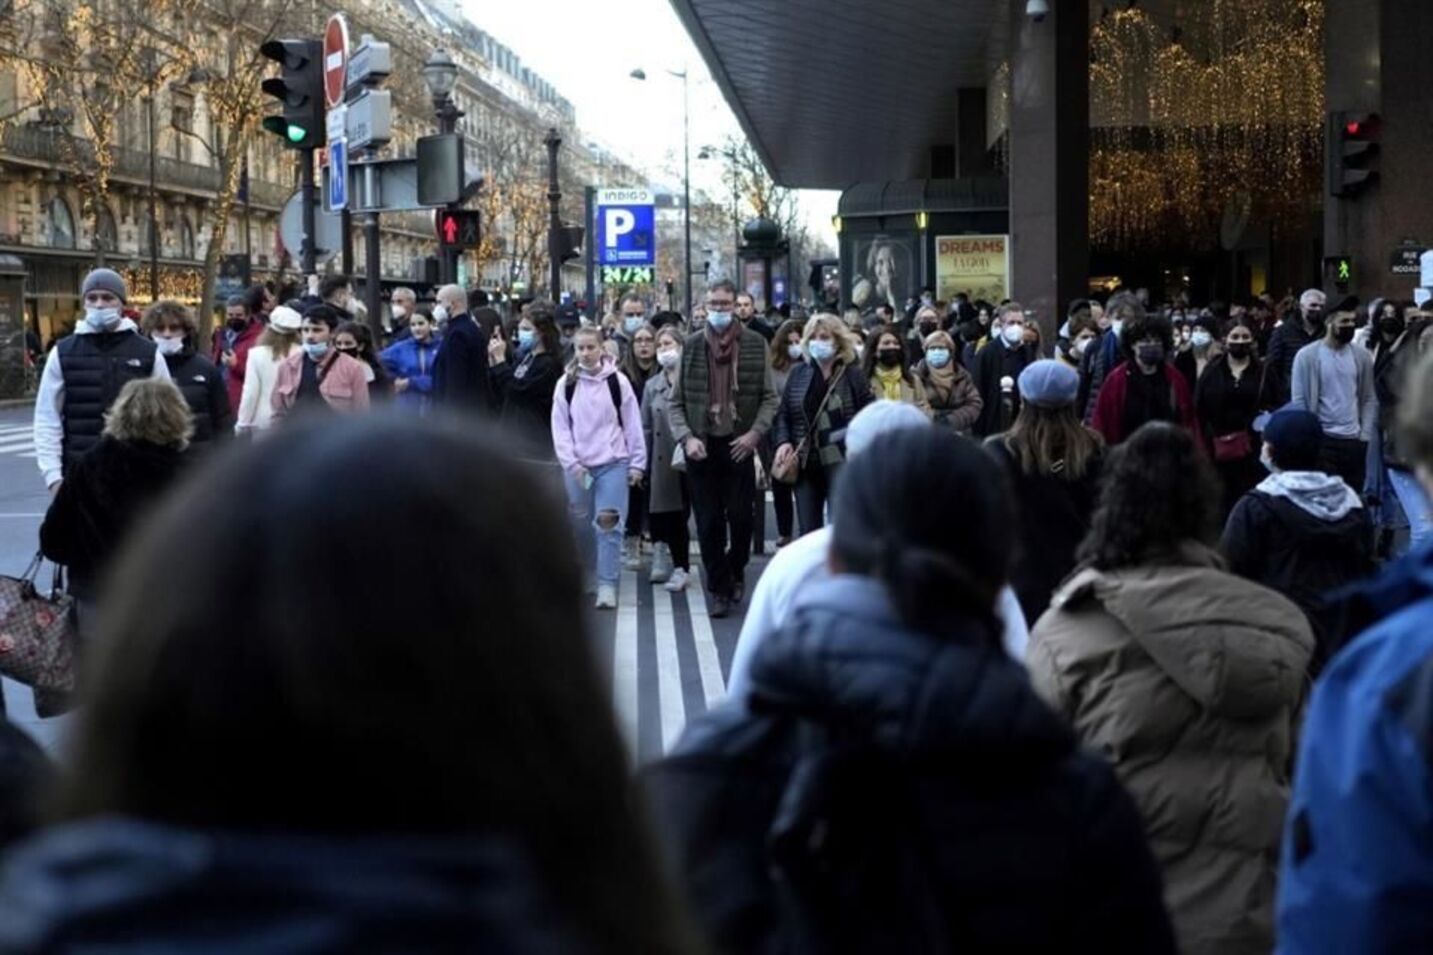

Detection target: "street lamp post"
[423, 50, 464, 286]
[631, 66, 692, 316]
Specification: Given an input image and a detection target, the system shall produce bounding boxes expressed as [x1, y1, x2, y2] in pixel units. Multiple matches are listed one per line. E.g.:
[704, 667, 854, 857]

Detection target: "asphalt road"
[0, 401, 774, 765]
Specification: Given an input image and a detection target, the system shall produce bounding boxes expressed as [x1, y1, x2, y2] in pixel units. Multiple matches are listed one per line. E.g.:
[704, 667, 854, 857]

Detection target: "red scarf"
[706, 320, 741, 417]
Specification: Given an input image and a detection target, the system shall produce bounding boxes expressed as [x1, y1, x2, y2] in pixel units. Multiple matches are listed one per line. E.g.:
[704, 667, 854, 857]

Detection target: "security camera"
[1027, 0, 1049, 21]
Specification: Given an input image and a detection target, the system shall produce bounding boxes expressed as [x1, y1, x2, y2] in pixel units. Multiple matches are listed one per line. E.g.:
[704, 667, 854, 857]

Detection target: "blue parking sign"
[596, 188, 654, 267]
[328, 139, 347, 212]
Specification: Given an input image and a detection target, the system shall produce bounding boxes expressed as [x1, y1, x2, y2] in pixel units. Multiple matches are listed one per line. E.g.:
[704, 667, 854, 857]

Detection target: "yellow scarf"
[875, 364, 905, 402]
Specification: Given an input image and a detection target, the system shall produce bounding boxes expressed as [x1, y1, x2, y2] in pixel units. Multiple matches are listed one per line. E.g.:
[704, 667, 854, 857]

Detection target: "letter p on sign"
[604, 208, 635, 248]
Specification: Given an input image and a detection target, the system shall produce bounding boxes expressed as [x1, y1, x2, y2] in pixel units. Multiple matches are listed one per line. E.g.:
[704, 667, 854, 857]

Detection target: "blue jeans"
[564, 461, 630, 586]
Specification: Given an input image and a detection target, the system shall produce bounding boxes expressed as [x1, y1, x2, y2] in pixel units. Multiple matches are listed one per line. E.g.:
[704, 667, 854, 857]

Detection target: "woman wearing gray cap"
[32, 268, 171, 491]
[984, 359, 1104, 625]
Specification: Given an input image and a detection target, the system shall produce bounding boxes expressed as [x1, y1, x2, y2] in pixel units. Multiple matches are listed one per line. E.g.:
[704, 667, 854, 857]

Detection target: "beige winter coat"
[1027, 543, 1314, 955]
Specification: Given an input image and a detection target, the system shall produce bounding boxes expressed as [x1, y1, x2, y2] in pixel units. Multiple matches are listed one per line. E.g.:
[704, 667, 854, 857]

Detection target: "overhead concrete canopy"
[670, 0, 1002, 190]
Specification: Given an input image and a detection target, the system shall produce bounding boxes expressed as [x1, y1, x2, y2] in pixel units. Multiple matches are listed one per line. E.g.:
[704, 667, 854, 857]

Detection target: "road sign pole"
[546, 127, 562, 303]
[363, 151, 382, 340]
[584, 185, 596, 319]
[341, 208, 353, 276]
[301, 148, 317, 275]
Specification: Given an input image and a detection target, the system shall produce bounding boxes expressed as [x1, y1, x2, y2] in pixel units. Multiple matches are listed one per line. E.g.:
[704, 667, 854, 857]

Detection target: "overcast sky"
[458, 0, 838, 244]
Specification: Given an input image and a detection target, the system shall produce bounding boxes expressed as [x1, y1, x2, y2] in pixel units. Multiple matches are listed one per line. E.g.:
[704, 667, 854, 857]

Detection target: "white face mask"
[1002, 323, 1025, 346]
[432, 304, 449, 325]
[657, 348, 680, 369]
[1191, 330, 1213, 349]
[391, 304, 407, 320]
[154, 336, 184, 356]
[85, 306, 122, 331]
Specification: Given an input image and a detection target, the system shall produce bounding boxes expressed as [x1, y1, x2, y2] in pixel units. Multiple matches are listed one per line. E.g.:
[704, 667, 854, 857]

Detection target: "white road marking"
[612, 570, 640, 754]
[652, 585, 686, 753]
[683, 567, 727, 707]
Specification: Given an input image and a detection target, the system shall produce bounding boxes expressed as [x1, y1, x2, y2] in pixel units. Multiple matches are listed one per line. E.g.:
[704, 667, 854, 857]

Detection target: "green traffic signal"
[287, 124, 307, 144]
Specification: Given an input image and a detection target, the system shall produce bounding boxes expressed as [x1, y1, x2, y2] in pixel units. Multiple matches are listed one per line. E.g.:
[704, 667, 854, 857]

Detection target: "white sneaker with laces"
[622, 538, 643, 571]
[595, 584, 618, 609]
[663, 568, 689, 592]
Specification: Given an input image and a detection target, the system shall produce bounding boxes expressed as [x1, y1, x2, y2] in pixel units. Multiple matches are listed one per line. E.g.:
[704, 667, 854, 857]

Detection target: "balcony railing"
[2, 125, 292, 209]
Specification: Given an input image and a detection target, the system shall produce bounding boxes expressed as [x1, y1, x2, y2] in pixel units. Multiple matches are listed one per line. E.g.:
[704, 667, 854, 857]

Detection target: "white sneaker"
[622, 538, 643, 571]
[649, 543, 673, 583]
[595, 584, 618, 609]
[663, 568, 689, 592]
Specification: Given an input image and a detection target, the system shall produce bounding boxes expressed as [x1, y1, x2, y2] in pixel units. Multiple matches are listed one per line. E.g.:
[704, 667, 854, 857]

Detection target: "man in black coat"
[1260, 289, 1325, 408]
[1222, 409, 1375, 674]
[971, 303, 1035, 436]
[431, 284, 492, 413]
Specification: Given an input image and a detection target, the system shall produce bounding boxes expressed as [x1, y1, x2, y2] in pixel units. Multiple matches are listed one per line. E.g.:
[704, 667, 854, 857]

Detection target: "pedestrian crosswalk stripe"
[0, 425, 30, 434]
[652, 586, 686, 752]
[612, 570, 640, 753]
[683, 569, 727, 707]
[0, 439, 34, 453]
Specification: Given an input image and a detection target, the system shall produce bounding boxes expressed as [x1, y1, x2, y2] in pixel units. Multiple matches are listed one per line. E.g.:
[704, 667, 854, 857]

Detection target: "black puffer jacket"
[164, 348, 232, 449]
[644, 575, 1175, 955]
[771, 360, 873, 463]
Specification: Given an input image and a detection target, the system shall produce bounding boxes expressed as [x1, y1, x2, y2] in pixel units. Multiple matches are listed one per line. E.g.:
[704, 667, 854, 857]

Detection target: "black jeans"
[772, 480, 795, 539]
[686, 434, 755, 599]
[795, 462, 836, 535]
[625, 483, 649, 539]
[1319, 435, 1368, 496]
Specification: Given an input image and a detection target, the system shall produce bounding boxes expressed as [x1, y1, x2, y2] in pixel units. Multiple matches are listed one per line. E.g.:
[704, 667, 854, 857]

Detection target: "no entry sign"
[323, 14, 349, 109]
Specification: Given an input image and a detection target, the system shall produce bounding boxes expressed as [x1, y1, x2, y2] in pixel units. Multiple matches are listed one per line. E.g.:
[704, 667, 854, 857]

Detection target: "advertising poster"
[935, 234, 1009, 304]
[849, 234, 915, 312]
[742, 259, 767, 311]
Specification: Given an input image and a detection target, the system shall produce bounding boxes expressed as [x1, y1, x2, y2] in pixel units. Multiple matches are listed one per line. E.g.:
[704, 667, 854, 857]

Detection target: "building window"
[179, 216, 195, 259]
[48, 196, 75, 249]
[95, 206, 118, 253]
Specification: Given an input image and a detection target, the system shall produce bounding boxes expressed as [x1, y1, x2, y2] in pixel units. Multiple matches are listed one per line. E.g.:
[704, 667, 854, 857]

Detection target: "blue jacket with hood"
[1276, 539, 1433, 953]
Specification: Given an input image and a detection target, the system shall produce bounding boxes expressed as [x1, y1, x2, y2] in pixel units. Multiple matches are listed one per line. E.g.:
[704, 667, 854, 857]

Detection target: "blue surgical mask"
[926, 347, 951, 368]
[808, 339, 836, 362]
[84, 307, 122, 331]
[303, 341, 330, 360]
[707, 311, 732, 331]
[1191, 329, 1213, 349]
[787, 344, 803, 360]
[517, 328, 537, 351]
[623, 317, 643, 334]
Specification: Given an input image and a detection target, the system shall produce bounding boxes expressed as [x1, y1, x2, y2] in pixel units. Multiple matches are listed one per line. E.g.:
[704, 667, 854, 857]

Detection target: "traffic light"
[260, 39, 325, 150]
[1328, 111, 1379, 198]
[435, 210, 481, 249]
[1324, 255, 1353, 292]
[556, 225, 584, 263]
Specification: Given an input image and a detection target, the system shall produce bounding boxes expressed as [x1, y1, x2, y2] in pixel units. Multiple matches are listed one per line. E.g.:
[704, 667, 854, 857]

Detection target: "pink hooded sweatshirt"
[550, 354, 647, 475]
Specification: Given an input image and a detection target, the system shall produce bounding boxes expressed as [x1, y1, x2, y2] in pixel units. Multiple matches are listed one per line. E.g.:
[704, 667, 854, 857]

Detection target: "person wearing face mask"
[915, 329, 981, 434]
[383, 287, 417, 344]
[1079, 291, 1140, 425]
[270, 306, 371, 422]
[488, 304, 563, 456]
[1091, 310, 1199, 446]
[618, 323, 660, 570]
[551, 326, 647, 610]
[764, 319, 806, 547]
[612, 294, 648, 359]
[1290, 295, 1377, 494]
[972, 303, 1035, 437]
[772, 314, 874, 536]
[33, 268, 171, 492]
[1220, 409, 1374, 676]
[668, 279, 780, 618]
[904, 305, 942, 366]
[334, 321, 390, 404]
[642, 326, 694, 591]
[379, 310, 440, 415]
[1059, 313, 1099, 370]
[862, 325, 931, 417]
[735, 291, 773, 342]
[1174, 314, 1222, 391]
[212, 286, 270, 415]
[236, 305, 303, 436]
[1261, 288, 1326, 408]
[1196, 317, 1267, 517]
[142, 300, 232, 451]
[430, 283, 493, 413]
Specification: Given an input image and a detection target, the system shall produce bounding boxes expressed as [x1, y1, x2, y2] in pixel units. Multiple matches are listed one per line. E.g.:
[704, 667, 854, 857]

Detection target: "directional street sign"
[596, 188, 655, 267]
[323, 14, 349, 109]
[325, 105, 348, 211]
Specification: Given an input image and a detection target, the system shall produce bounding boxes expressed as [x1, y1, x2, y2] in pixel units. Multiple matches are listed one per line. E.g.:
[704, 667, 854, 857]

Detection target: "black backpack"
[565, 373, 623, 428]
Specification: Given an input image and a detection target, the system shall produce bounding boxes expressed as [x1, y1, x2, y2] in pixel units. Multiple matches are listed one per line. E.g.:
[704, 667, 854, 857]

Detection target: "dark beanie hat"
[81, 268, 127, 304]
[1264, 409, 1323, 471]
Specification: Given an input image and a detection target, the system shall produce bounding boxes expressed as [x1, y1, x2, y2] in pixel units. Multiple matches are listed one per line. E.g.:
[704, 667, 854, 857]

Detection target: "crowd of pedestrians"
[4, 265, 1433, 951]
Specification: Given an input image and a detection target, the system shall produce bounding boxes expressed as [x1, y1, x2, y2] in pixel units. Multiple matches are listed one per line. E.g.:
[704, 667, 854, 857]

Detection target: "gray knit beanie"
[81, 267, 127, 304]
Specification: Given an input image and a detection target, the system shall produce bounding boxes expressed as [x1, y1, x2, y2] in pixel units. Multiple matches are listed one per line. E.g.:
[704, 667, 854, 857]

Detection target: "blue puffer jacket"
[1277, 540, 1433, 954]
[378, 336, 440, 412]
[644, 575, 1175, 954]
[0, 817, 585, 953]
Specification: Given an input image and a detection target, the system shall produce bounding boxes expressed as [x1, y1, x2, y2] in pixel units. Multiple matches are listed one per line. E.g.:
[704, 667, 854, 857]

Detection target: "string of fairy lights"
[1088, 0, 1325, 248]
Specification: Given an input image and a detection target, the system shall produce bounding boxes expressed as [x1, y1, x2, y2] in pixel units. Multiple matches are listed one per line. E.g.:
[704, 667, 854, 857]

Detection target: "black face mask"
[337, 346, 359, 356]
[1226, 342, 1253, 360]
[877, 349, 904, 368]
[1379, 316, 1405, 338]
[227, 317, 248, 332]
[919, 322, 937, 336]
[1333, 325, 1357, 344]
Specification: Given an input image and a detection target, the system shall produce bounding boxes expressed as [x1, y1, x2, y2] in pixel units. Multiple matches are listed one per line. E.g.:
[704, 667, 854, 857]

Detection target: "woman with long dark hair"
[984, 360, 1104, 624]
[618, 323, 659, 570]
[1195, 316, 1266, 516]
[489, 303, 563, 458]
[648, 426, 1175, 953]
[5, 416, 696, 953]
[1029, 422, 1314, 955]
[766, 318, 805, 546]
[334, 321, 390, 403]
[862, 324, 931, 416]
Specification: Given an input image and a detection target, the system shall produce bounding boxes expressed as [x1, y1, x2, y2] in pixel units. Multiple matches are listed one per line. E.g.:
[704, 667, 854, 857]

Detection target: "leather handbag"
[0, 553, 77, 694]
[1212, 429, 1254, 462]
[773, 366, 846, 485]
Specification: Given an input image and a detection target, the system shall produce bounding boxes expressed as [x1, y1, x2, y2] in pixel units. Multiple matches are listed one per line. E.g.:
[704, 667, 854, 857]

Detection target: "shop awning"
[669, 0, 1001, 189]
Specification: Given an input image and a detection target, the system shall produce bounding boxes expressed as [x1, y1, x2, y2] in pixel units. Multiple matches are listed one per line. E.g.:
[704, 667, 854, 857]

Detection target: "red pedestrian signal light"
[435, 210, 481, 249]
[1345, 120, 1363, 137]
[1328, 111, 1380, 198]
